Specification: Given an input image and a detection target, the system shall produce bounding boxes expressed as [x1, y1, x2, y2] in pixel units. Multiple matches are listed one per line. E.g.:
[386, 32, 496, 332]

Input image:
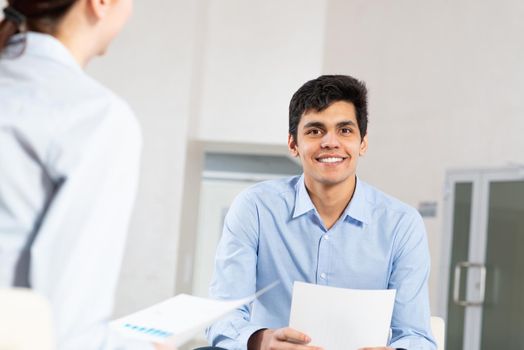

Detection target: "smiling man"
[206, 75, 436, 350]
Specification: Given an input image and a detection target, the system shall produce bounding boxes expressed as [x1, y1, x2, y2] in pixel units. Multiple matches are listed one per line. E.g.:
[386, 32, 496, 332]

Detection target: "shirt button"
[320, 272, 327, 279]
[323, 234, 329, 240]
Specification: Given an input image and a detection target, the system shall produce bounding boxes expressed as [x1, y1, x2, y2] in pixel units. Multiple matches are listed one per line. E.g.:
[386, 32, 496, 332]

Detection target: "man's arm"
[387, 209, 437, 350]
[206, 190, 266, 350]
[206, 189, 322, 350]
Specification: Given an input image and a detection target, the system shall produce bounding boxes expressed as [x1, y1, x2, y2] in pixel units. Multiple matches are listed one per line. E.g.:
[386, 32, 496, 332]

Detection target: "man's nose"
[320, 132, 340, 148]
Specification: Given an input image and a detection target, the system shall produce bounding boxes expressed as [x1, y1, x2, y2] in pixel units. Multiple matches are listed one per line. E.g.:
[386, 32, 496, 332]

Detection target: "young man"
[206, 75, 436, 350]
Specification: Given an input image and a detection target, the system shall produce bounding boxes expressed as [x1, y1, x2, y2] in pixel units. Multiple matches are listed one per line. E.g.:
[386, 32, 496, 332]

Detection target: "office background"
[3, 0, 523, 347]
[87, 0, 524, 315]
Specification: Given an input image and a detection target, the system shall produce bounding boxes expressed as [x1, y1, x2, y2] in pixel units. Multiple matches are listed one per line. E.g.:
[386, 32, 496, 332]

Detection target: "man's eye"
[340, 128, 352, 134]
[306, 129, 321, 135]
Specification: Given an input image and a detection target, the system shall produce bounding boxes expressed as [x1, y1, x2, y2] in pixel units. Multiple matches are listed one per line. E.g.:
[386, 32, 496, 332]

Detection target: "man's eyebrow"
[336, 120, 358, 128]
[303, 121, 326, 129]
[303, 120, 357, 129]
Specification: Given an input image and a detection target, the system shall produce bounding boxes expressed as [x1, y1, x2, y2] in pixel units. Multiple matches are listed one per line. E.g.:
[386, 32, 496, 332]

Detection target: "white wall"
[323, 0, 524, 312]
[197, 0, 327, 144]
[87, 0, 205, 315]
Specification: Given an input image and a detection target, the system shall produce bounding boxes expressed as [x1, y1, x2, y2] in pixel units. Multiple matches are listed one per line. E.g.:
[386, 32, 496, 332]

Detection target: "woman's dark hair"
[288, 75, 368, 142]
[0, 0, 77, 51]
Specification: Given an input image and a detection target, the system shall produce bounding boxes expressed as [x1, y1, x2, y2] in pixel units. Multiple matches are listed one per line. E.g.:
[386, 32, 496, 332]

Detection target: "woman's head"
[0, 0, 133, 64]
[0, 1, 78, 51]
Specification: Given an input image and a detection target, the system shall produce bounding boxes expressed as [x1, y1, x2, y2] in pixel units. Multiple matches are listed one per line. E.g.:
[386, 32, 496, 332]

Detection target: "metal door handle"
[453, 261, 486, 306]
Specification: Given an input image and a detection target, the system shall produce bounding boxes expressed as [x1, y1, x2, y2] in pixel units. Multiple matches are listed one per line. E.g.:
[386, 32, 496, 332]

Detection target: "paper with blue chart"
[110, 281, 278, 346]
[289, 282, 396, 350]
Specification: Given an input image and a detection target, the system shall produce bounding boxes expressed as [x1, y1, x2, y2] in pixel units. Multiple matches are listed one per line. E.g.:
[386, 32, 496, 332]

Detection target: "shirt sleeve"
[387, 209, 437, 350]
[206, 189, 266, 350]
[28, 97, 143, 350]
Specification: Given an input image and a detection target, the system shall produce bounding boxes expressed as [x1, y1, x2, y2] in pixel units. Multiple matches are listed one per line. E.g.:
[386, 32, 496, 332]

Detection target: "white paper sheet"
[289, 282, 396, 350]
[110, 282, 278, 346]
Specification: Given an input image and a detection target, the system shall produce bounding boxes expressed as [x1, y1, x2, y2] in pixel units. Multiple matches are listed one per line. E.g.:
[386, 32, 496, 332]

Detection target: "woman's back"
[0, 30, 140, 286]
[0, 1, 141, 347]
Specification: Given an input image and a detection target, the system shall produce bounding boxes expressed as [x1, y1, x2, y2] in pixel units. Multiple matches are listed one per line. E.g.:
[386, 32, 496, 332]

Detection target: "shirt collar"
[342, 177, 370, 225]
[6, 32, 82, 73]
[292, 175, 370, 225]
[292, 175, 316, 218]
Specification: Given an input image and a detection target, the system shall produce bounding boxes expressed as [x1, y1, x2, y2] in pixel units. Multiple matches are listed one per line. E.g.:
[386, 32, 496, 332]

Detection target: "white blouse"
[0, 32, 142, 349]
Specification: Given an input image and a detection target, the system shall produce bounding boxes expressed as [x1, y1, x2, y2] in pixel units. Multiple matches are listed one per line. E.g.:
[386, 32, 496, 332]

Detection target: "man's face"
[288, 100, 368, 189]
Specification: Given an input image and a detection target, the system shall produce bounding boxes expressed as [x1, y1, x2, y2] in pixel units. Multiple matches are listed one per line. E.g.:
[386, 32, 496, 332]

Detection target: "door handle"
[453, 261, 486, 307]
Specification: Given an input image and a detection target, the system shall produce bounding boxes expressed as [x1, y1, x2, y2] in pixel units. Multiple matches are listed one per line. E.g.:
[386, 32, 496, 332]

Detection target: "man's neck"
[304, 176, 357, 230]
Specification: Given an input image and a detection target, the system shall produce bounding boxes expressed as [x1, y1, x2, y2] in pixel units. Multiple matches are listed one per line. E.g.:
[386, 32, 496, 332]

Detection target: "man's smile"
[315, 155, 349, 164]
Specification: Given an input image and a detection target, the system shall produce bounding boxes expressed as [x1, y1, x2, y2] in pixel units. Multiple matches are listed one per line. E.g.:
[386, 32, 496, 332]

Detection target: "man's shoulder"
[360, 180, 420, 219]
[245, 175, 300, 196]
[227, 175, 299, 220]
[236, 175, 300, 205]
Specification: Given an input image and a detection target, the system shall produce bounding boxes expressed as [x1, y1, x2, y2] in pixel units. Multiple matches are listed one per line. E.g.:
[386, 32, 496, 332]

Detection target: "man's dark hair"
[288, 75, 368, 142]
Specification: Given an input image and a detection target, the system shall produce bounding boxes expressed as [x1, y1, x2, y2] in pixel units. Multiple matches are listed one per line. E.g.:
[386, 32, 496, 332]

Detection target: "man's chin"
[316, 176, 352, 187]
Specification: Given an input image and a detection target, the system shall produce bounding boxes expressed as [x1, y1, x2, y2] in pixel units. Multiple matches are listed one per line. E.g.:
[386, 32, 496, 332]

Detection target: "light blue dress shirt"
[207, 175, 436, 350]
[0, 33, 143, 349]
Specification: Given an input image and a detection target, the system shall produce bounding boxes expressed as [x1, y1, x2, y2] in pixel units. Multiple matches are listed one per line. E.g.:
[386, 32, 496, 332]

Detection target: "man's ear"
[359, 134, 368, 156]
[87, 0, 111, 19]
[288, 134, 299, 157]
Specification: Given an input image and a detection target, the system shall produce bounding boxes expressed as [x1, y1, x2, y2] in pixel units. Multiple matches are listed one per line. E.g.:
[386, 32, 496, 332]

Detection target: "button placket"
[317, 231, 331, 284]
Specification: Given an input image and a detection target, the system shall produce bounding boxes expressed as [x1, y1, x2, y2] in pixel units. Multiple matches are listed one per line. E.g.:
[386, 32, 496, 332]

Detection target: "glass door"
[442, 171, 483, 350]
[480, 174, 524, 349]
[443, 168, 524, 350]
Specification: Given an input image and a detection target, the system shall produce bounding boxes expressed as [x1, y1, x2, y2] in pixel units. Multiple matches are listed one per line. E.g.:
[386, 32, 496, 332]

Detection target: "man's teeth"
[318, 157, 343, 163]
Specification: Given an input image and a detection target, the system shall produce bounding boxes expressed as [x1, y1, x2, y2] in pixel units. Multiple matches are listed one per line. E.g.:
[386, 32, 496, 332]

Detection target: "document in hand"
[110, 282, 278, 346]
[289, 282, 396, 350]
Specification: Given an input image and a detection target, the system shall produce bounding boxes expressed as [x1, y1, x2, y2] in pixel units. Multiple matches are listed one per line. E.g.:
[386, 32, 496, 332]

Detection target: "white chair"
[430, 316, 445, 350]
[0, 288, 55, 350]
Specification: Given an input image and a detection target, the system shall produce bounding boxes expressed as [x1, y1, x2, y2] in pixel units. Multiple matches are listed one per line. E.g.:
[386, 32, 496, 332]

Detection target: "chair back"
[430, 316, 445, 350]
[0, 288, 55, 350]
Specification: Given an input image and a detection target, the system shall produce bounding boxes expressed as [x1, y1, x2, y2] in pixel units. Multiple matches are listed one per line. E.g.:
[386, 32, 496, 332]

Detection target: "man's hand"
[248, 327, 323, 350]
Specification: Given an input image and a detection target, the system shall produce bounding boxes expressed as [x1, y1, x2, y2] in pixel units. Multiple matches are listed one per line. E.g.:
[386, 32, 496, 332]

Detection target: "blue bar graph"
[123, 323, 174, 338]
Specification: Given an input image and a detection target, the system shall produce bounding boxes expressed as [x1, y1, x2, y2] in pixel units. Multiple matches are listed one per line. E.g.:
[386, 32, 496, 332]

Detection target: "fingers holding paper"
[274, 327, 311, 344]
[249, 327, 323, 350]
